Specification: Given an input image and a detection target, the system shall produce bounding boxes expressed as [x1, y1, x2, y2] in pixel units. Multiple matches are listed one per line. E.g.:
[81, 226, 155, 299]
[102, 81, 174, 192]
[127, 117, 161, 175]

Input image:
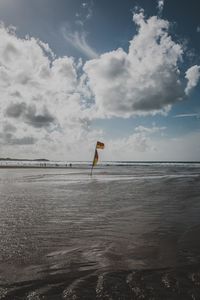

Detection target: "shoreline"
[0, 165, 89, 169]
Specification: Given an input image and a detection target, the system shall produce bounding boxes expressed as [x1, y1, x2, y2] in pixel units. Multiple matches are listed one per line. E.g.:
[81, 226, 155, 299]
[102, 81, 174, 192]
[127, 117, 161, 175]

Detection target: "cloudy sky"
[0, 0, 200, 161]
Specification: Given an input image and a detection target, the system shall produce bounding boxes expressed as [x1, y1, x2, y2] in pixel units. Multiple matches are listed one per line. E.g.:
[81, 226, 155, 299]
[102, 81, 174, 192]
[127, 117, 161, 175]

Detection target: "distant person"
[69, 163, 72, 168]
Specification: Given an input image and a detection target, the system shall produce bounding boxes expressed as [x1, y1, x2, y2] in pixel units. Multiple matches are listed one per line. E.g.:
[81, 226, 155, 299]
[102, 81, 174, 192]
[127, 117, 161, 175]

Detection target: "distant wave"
[1, 160, 200, 168]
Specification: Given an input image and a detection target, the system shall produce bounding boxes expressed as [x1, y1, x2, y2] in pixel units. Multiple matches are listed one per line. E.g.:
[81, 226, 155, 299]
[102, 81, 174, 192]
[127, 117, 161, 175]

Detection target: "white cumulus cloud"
[105, 125, 165, 161]
[185, 65, 200, 95]
[105, 128, 200, 161]
[0, 23, 98, 159]
[84, 11, 187, 118]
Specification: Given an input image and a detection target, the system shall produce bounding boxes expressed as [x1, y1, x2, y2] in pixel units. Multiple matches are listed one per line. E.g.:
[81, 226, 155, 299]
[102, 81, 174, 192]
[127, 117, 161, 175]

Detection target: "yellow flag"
[96, 141, 105, 149]
[91, 141, 105, 176]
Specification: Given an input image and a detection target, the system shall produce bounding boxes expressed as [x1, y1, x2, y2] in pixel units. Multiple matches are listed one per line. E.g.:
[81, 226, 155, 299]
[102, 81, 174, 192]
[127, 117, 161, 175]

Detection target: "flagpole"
[90, 164, 94, 177]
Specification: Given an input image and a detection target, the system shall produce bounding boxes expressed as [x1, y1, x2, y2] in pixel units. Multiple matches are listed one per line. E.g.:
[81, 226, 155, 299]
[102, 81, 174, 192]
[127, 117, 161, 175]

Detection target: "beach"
[0, 163, 200, 299]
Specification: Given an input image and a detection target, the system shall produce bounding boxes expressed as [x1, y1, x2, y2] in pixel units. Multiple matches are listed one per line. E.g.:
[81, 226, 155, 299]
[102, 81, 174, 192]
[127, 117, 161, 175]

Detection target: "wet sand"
[0, 164, 200, 299]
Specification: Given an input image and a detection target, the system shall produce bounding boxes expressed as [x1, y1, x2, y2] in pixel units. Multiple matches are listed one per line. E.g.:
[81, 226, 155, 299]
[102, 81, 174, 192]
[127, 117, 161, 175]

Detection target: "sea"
[0, 162, 200, 299]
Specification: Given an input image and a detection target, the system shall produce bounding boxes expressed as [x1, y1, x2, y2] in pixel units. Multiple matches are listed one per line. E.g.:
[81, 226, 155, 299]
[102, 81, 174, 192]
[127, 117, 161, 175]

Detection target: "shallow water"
[0, 164, 200, 299]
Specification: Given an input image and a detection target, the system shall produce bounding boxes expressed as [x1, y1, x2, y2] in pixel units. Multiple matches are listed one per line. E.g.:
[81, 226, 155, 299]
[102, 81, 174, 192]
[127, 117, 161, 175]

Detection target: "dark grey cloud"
[3, 122, 17, 133]
[6, 102, 26, 118]
[5, 102, 56, 128]
[0, 131, 36, 145]
[10, 136, 36, 145]
[17, 74, 33, 85]
[3, 42, 20, 62]
[132, 77, 184, 112]
[10, 91, 22, 98]
[25, 105, 55, 128]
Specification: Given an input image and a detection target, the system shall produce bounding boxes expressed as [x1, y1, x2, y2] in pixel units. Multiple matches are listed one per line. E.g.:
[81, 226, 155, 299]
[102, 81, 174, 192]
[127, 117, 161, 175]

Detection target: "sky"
[0, 0, 200, 161]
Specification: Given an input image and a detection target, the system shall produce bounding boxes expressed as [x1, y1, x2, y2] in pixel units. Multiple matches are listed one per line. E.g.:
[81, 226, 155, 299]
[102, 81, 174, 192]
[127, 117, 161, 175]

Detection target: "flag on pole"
[90, 141, 105, 176]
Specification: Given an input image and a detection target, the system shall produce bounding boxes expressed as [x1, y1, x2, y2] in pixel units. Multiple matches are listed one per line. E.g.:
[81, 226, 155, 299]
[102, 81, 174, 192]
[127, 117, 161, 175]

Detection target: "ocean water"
[0, 163, 200, 299]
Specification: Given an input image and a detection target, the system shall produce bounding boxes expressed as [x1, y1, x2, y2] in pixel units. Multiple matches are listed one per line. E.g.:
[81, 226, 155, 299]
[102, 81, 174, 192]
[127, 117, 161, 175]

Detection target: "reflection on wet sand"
[0, 164, 200, 299]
